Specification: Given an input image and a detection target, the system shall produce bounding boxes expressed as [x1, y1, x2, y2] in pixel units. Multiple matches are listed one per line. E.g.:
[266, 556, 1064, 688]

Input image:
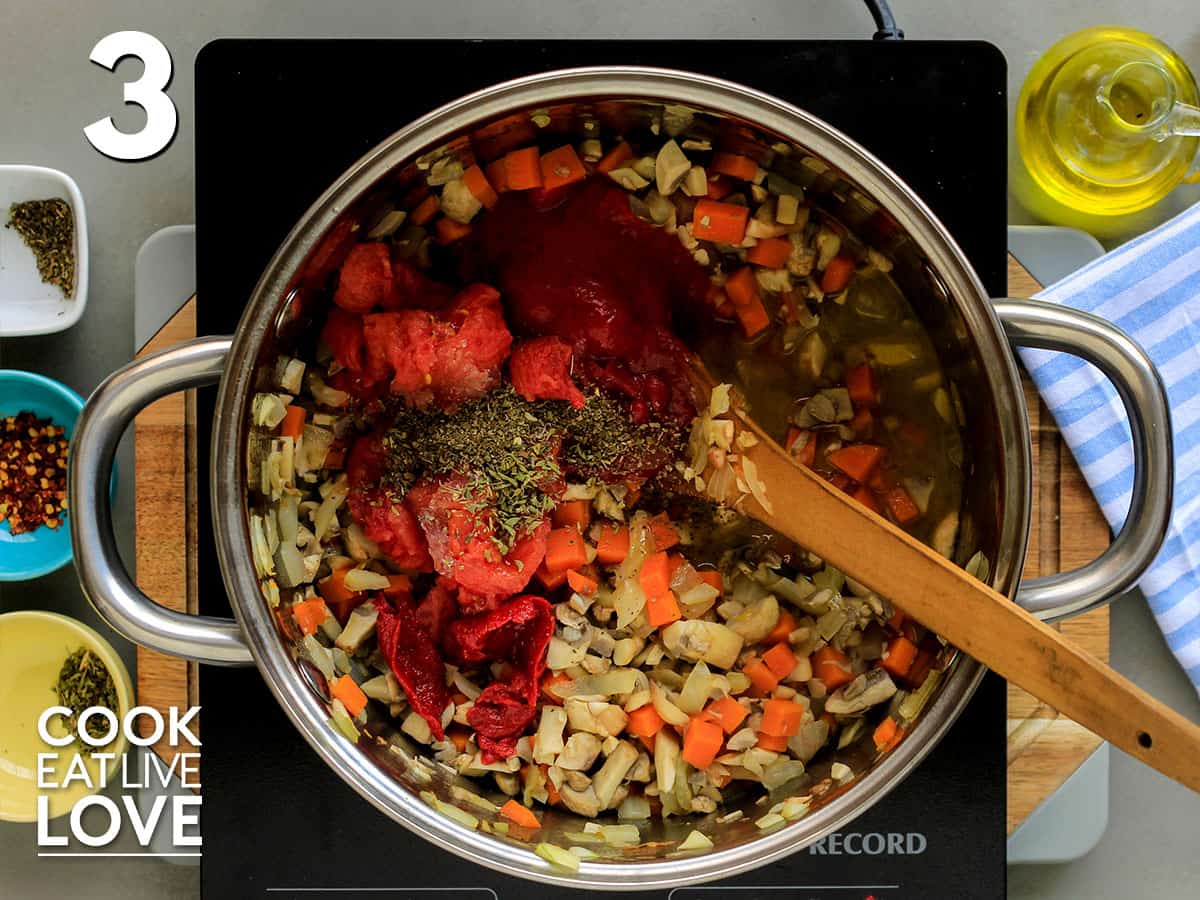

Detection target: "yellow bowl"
[0, 610, 133, 822]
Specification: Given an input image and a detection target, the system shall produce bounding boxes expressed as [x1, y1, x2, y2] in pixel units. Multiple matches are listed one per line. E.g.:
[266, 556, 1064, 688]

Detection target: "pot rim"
[211, 66, 1031, 890]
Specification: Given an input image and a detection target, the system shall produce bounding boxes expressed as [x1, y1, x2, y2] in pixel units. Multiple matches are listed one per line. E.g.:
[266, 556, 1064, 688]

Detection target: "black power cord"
[863, 0, 905, 40]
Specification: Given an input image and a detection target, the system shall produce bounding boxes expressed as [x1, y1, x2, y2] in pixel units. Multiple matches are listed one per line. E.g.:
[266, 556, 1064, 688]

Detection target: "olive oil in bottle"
[1015, 26, 1200, 223]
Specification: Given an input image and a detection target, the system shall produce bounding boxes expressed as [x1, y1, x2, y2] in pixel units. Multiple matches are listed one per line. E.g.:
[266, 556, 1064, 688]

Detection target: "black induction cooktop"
[195, 39, 1008, 900]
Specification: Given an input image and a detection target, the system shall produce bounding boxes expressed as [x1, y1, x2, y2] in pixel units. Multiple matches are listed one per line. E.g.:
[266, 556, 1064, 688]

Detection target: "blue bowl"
[0, 371, 114, 580]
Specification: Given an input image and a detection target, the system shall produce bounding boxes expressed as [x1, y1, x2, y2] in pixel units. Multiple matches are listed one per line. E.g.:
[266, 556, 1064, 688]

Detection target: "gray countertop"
[1, 2, 1198, 898]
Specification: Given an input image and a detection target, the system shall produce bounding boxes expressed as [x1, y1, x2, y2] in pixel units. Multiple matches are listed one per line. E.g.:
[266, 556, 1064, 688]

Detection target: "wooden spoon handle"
[729, 422, 1200, 793]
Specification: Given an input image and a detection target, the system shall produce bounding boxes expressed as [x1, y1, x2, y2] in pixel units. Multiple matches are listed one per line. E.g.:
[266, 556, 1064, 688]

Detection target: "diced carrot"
[762, 643, 798, 680]
[709, 152, 760, 182]
[820, 711, 838, 732]
[541, 672, 570, 705]
[552, 499, 591, 531]
[904, 645, 937, 689]
[779, 289, 804, 324]
[767, 610, 797, 645]
[724, 266, 771, 338]
[318, 567, 358, 605]
[760, 698, 805, 737]
[435, 217, 472, 245]
[746, 236, 792, 268]
[319, 569, 366, 623]
[812, 645, 855, 690]
[821, 254, 856, 293]
[845, 364, 878, 409]
[705, 696, 749, 734]
[330, 674, 367, 717]
[327, 594, 368, 625]
[542, 768, 562, 805]
[648, 513, 680, 551]
[827, 471, 853, 492]
[291, 597, 329, 636]
[544, 527, 589, 573]
[827, 444, 886, 483]
[595, 141, 634, 174]
[383, 574, 412, 596]
[706, 174, 735, 199]
[279, 405, 306, 441]
[566, 568, 598, 596]
[799, 435, 818, 468]
[743, 659, 780, 693]
[693, 199, 750, 245]
[627, 704, 665, 739]
[881, 635, 919, 678]
[645, 591, 682, 629]
[883, 486, 921, 525]
[903, 616, 925, 641]
[785, 427, 817, 468]
[867, 466, 893, 492]
[594, 523, 630, 565]
[850, 407, 874, 439]
[486, 158, 509, 193]
[499, 798, 541, 829]
[462, 164, 499, 209]
[639, 551, 672, 597]
[535, 563, 568, 590]
[873, 716, 899, 751]
[852, 485, 883, 515]
[696, 569, 724, 595]
[411, 194, 440, 226]
[540, 145, 587, 190]
[504, 146, 544, 190]
[756, 732, 789, 752]
[446, 725, 471, 753]
[681, 716, 724, 770]
[724, 266, 757, 306]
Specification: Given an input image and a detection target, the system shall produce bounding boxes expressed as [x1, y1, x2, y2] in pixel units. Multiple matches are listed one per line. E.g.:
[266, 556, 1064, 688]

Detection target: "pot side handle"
[69, 337, 253, 665]
[994, 298, 1174, 622]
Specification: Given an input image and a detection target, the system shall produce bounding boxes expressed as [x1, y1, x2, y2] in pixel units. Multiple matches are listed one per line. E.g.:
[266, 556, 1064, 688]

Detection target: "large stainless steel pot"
[69, 68, 1173, 890]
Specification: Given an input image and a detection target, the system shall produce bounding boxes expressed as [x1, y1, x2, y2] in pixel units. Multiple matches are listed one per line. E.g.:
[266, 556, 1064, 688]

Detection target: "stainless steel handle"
[69, 337, 253, 665]
[995, 298, 1174, 622]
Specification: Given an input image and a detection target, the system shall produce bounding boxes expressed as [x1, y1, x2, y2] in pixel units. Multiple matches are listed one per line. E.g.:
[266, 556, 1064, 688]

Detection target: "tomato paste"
[461, 179, 709, 423]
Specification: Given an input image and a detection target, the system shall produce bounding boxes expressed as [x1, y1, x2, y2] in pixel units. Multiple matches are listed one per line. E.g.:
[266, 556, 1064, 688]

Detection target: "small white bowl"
[0, 165, 88, 336]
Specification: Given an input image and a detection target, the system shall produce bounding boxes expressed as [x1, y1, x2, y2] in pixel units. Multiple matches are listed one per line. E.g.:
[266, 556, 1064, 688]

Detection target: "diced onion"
[535, 842, 581, 872]
[343, 568, 390, 591]
[274, 541, 306, 588]
[251, 393, 288, 428]
[329, 700, 359, 742]
[650, 681, 690, 727]
[277, 491, 300, 545]
[677, 662, 714, 715]
[617, 795, 651, 820]
[762, 758, 806, 790]
[678, 830, 713, 851]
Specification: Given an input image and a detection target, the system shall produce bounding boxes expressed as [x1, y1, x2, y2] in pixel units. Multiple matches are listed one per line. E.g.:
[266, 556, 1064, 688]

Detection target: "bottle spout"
[1160, 99, 1200, 140]
[1095, 60, 1200, 142]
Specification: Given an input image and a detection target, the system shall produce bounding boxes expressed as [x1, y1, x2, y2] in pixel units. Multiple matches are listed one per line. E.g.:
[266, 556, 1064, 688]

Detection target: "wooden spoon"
[688, 369, 1200, 793]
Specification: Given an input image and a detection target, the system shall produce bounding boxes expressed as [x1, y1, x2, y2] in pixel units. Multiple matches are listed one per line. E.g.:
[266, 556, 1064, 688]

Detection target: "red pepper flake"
[0, 411, 68, 534]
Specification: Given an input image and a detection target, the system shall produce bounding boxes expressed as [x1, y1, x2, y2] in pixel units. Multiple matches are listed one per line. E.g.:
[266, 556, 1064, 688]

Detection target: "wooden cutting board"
[131, 262, 1111, 830]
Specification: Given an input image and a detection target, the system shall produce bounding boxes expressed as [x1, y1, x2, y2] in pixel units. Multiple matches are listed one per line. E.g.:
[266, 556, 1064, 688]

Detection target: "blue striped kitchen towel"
[1020, 201, 1200, 696]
